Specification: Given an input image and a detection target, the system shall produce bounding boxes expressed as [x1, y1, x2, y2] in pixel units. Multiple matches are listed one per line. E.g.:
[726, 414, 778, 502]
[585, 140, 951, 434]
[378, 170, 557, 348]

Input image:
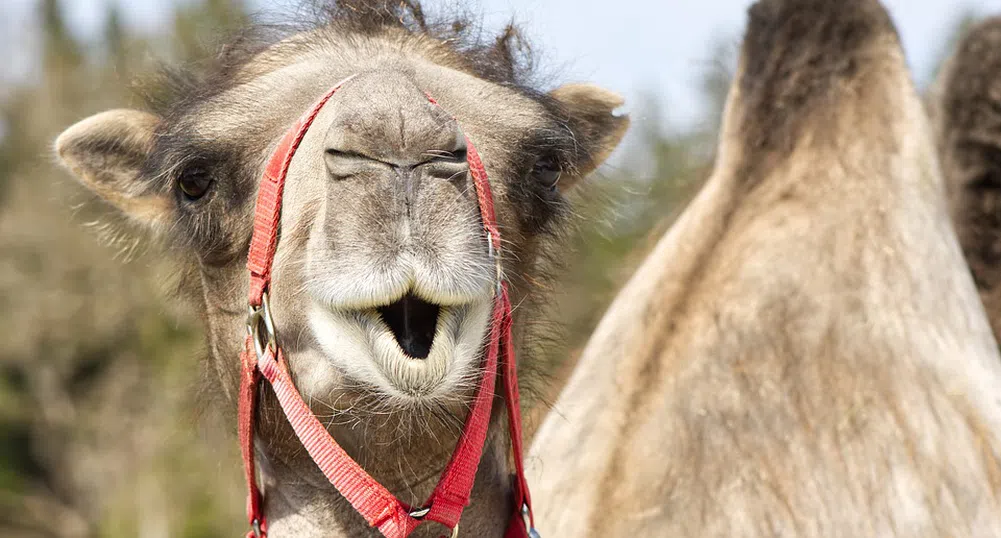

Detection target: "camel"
[931, 15, 1001, 341]
[528, 0, 1001, 536]
[51, 2, 627, 536]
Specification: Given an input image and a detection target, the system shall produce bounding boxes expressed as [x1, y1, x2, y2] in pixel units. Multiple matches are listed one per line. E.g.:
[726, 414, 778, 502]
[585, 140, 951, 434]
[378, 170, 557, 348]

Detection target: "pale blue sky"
[3, 0, 996, 130]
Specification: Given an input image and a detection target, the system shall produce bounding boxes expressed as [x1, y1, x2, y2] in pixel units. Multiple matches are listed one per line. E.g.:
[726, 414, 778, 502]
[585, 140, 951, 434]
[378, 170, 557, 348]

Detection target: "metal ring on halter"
[408, 506, 431, 519]
[251, 518, 263, 538]
[487, 234, 502, 296]
[406, 507, 459, 538]
[246, 292, 277, 360]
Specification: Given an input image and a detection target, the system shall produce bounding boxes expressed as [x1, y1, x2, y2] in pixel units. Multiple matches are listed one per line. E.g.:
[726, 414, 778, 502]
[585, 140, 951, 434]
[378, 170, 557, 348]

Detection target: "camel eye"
[532, 156, 562, 191]
[178, 167, 213, 201]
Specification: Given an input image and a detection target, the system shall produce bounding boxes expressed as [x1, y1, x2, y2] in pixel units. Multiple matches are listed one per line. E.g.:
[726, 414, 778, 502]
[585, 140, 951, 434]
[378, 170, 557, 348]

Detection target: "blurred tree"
[41, 0, 82, 75]
[173, 0, 249, 62]
[104, 4, 128, 77]
[1, 1, 251, 537]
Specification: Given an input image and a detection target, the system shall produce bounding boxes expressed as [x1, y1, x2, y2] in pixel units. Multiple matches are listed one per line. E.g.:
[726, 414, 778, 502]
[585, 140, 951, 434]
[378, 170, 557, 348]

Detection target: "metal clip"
[246, 292, 277, 360]
[523, 503, 540, 538]
[408, 506, 431, 519]
[487, 233, 502, 297]
[407, 506, 458, 538]
[251, 518, 263, 538]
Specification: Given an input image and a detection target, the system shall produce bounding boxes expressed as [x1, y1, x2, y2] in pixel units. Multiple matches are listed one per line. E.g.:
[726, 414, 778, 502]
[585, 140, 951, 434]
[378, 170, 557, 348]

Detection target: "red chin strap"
[237, 77, 537, 538]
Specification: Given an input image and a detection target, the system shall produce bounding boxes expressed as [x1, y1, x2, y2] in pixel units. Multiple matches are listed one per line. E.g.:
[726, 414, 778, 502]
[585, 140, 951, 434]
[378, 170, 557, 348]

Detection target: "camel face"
[932, 16, 1001, 339]
[294, 71, 496, 402]
[53, 30, 626, 407]
[52, 5, 627, 533]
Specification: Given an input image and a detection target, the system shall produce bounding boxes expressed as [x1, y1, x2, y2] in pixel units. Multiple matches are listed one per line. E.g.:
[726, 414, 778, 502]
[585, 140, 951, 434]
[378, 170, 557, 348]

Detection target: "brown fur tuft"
[735, 0, 900, 174]
[141, 1, 542, 123]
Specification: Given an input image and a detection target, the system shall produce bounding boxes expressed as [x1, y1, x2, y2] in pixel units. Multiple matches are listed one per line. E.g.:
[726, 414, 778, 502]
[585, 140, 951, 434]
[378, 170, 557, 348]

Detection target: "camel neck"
[259, 410, 513, 537]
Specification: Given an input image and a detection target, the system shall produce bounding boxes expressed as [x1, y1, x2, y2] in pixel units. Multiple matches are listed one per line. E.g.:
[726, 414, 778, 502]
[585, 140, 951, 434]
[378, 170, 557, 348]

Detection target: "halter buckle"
[247, 292, 277, 360]
[251, 518, 263, 538]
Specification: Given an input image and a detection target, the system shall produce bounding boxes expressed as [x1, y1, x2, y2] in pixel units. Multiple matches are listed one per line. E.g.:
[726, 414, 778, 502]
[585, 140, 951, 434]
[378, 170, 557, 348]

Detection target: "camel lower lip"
[376, 293, 441, 359]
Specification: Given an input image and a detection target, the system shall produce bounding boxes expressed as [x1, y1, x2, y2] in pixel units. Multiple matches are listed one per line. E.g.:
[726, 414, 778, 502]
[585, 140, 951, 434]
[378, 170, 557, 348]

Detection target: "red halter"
[237, 77, 537, 538]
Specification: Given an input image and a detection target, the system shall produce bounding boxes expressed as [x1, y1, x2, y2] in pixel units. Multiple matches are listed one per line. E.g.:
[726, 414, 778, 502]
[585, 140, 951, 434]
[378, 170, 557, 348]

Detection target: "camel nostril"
[324, 148, 376, 180]
[324, 149, 352, 180]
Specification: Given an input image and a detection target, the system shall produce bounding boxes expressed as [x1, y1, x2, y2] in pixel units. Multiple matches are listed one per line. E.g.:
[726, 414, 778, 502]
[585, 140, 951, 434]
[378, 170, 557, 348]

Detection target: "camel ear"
[55, 109, 172, 226]
[549, 83, 630, 190]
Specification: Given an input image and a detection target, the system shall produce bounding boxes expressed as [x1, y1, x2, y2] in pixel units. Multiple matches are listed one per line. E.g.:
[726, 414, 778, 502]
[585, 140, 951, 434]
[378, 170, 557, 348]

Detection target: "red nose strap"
[237, 77, 536, 538]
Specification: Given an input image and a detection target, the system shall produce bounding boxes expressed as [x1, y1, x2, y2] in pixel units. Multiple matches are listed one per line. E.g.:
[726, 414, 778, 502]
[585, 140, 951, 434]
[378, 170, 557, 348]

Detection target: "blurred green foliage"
[1, 2, 250, 537]
[0, 1, 731, 536]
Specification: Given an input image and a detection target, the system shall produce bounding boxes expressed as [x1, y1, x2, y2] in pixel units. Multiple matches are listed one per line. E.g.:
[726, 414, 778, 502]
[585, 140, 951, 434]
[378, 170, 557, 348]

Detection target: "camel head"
[52, 2, 627, 535]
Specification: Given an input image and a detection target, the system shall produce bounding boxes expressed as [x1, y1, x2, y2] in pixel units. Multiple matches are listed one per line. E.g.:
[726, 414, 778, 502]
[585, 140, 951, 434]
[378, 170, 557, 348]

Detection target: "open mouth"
[308, 284, 493, 398]
[376, 293, 441, 359]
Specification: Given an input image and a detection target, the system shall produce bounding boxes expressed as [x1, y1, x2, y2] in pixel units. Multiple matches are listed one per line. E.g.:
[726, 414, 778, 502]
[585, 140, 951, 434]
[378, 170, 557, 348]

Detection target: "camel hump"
[935, 16, 1001, 142]
[732, 0, 902, 162]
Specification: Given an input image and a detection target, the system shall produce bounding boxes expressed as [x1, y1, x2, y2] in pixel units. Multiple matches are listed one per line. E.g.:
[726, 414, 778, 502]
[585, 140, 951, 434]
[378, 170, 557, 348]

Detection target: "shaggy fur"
[528, 1, 1001, 536]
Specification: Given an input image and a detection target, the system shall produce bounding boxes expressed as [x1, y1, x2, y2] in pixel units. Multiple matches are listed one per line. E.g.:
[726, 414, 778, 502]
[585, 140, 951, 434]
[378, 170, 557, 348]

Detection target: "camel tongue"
[377, 293, 440, 359]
